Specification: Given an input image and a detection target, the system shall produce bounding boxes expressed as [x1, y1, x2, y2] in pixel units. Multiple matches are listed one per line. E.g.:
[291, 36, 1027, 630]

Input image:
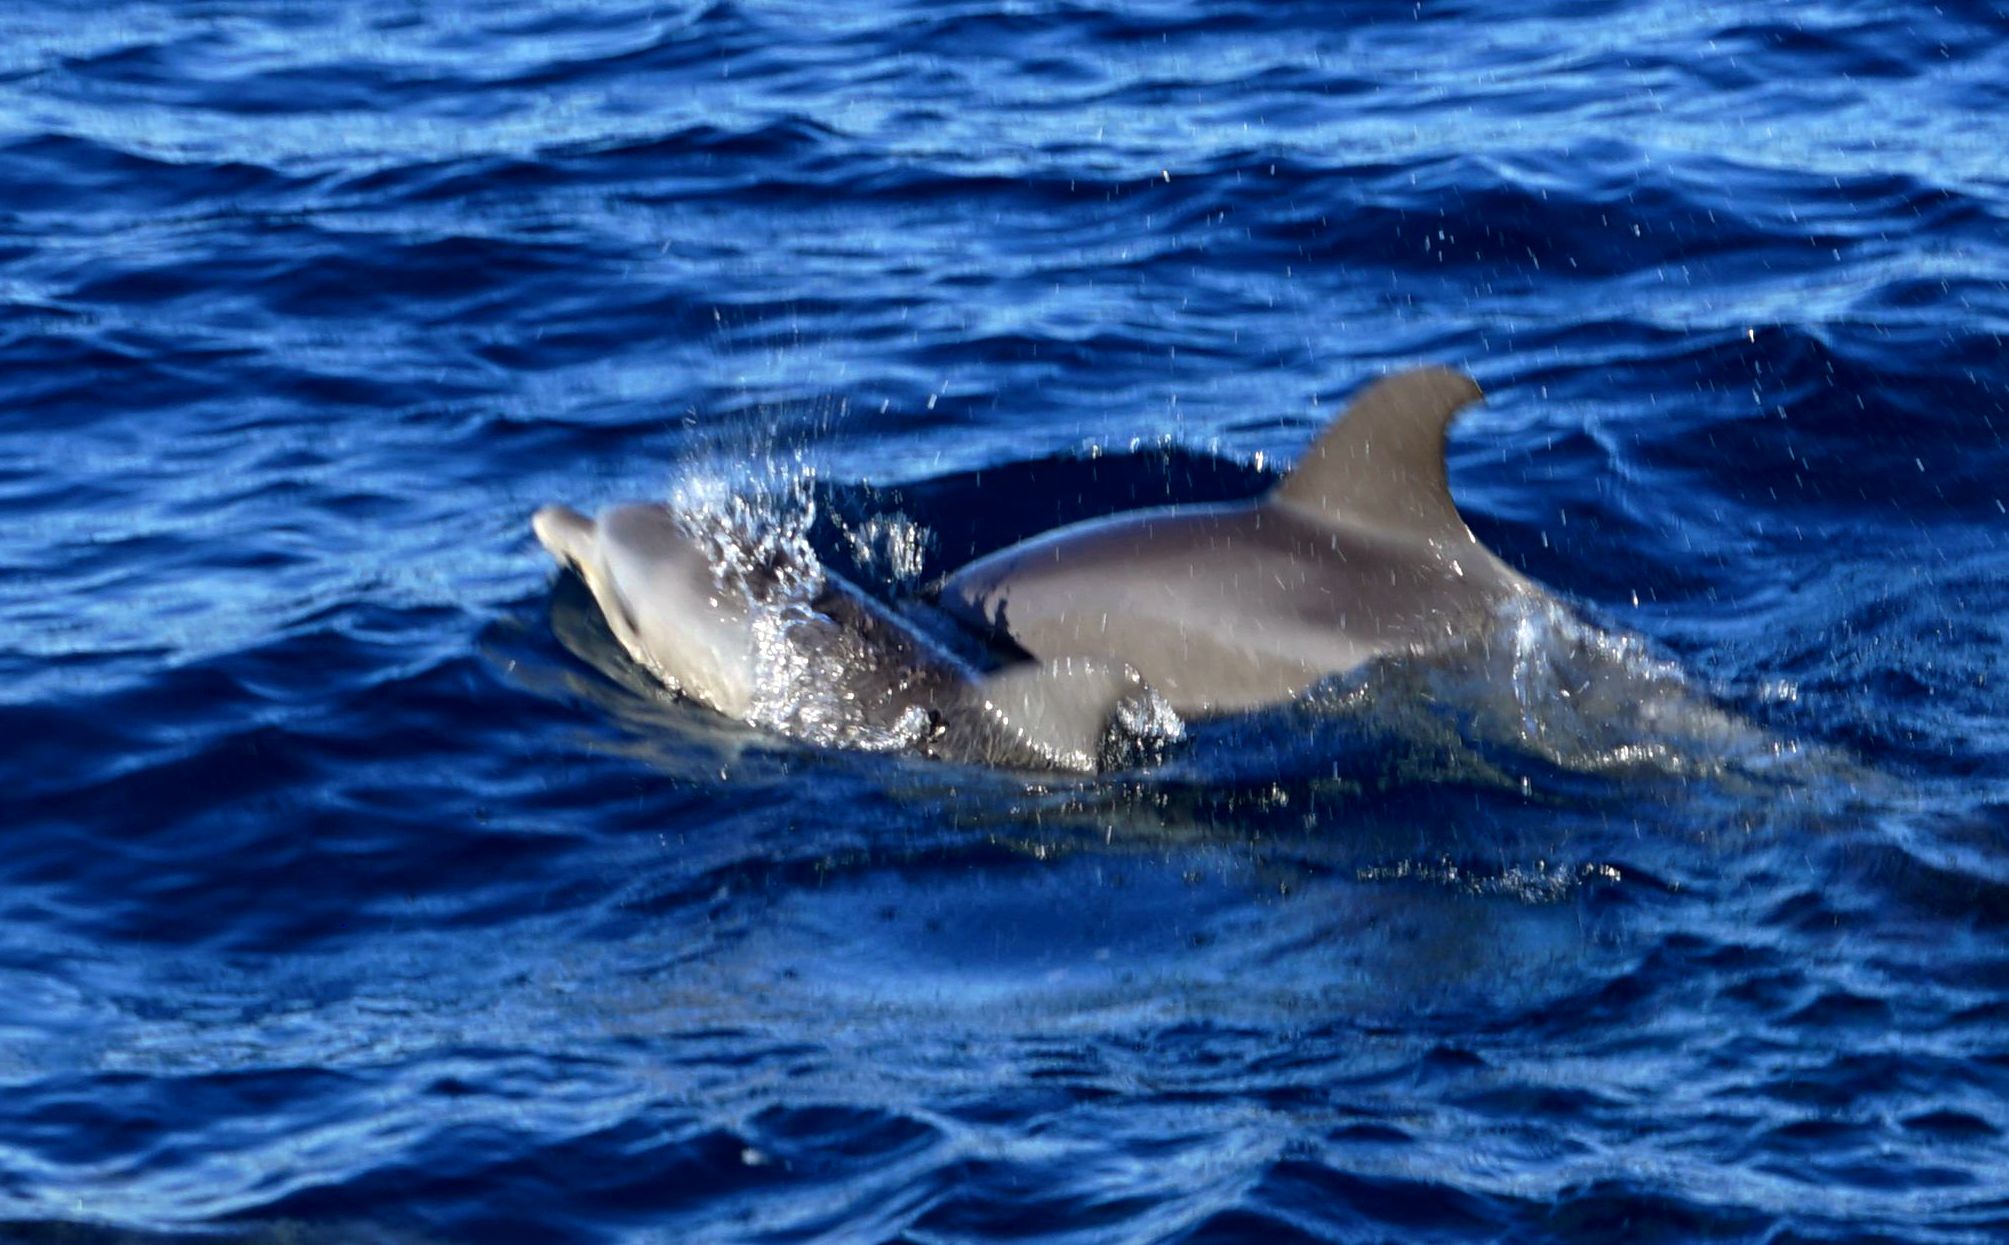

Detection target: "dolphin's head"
[532, 503, 759, 717]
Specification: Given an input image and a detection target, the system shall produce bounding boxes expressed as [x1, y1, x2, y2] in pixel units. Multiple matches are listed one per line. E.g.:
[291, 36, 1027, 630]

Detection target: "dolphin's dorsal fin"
[976, 658, 1162, 772]
[1269, 366, 1484, 544]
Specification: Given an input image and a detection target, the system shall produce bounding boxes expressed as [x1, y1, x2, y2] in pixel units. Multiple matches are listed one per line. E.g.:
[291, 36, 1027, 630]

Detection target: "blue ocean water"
[3, 0, 2007, 1240]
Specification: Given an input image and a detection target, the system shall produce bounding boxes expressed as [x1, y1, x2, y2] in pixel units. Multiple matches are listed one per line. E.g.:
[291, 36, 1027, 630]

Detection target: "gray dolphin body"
[938, 367, 1542, 715]
[533, 501, 1172, 771]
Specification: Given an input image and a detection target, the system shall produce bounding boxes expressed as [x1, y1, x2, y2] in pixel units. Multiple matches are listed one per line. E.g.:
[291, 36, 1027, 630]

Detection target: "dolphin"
[532, 501, 1177, 771]
[936, 366, 1543, 715]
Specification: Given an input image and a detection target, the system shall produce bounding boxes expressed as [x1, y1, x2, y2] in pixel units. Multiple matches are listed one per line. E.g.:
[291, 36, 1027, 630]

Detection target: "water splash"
[1290, 594, 1810, 788]
[1355, 856, 1626, 903]
[668, 461, 827, 609]
[1105, 675, 1187, 770]
[1480, 596, 1777, 773]
[666, 463, 932, 755]
[840, 512, 935, 586]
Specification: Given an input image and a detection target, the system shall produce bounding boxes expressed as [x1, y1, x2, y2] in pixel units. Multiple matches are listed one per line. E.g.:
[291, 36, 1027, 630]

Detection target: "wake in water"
[1327, 593, 1811, 782]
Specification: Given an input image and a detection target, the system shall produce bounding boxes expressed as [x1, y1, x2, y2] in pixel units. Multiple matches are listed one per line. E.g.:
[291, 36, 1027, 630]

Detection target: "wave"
[4, 0, 2006, 1240]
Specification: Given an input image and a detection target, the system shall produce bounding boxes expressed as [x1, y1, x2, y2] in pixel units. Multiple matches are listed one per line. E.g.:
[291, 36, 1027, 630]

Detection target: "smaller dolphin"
[937, 367, 1542, 715]
[532, 502, 1176, 771]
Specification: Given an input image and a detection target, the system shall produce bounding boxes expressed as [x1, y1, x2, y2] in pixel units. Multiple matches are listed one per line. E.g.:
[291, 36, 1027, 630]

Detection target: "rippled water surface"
[4, 2, 2007, 1241]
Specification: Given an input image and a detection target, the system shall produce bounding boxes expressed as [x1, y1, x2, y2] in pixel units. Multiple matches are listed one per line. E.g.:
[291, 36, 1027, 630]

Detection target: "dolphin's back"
[942, 501, 1515, 714]
[937, 367, 1535, 715]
